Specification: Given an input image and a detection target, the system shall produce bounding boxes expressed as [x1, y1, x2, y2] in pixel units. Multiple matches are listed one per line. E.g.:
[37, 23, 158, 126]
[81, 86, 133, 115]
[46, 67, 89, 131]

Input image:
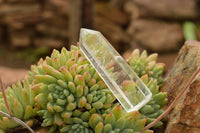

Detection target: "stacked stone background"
[0, 0, 69, 48]
[0, 0, 199, 71]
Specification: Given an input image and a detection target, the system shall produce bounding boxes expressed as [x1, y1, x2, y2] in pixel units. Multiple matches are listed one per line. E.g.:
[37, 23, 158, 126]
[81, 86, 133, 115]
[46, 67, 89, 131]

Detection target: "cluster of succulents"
[0, 45, 167, 133]
[88, 104, 153, 133]
[127, 49, 164, 87]
[127, 49, 167, 127]
[29, 46, 117, 132]
[139, 75, 167, 127]
[0, 78, 39, 131]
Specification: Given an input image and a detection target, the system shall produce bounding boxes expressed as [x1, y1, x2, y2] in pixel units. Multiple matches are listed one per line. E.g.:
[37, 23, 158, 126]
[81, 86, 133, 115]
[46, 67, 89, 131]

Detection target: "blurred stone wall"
[96, 0, 199, 53]
[0, 0, 199, 68]
[0, 0, 69, 48]
[125, 0, 199, 52]
[95, 0, 199, 71]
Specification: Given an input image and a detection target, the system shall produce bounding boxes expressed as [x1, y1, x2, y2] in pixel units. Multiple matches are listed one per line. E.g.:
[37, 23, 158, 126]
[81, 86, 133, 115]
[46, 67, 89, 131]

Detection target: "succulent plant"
[0, 78, 40, 131]
[126, 49, 167, 127]
[88, 104, 153, 133]
[0, 45, 167, 132]
[31, 46, 167, 132]
[139, 75, 167, 127]
[29, 46, 116, 132]
[127, 49, 164, 87]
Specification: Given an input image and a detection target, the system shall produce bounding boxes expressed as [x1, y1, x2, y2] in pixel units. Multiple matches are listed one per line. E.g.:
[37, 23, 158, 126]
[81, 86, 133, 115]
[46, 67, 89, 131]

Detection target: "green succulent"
[31, 46, 167, 131]
[139, 75, 167, 127]
[88, 104, 153, 133]
[0, 45, 167, 132]
[127, 49, 164, 87]
[0, 78, 40, 131]
[116, 74, 167, 127]
[126, 49, 167, 127]
[29, 46, 116, 132]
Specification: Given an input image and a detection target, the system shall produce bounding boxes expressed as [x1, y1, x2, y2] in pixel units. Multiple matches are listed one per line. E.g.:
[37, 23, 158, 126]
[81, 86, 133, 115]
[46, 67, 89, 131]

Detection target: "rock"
[94, 15, 130, 53]
[36, 23, 69, 38]
[0, 4, 41, 25]
[197, 29, 200, 40]
[10, 34, 31, 47]
[41, 11, 69, 27]
[133, 0, 199, 20]
[164, 123, 200, 133]
[33, 37, 66, 48]
[95, 2, 128, 26]
[109, 0, 126, 9]
[157, 53, 178, 73]
[0, 27, 2, 42]
[0, 66, 28, 87]
[124, 0, 141, 20]
[38, 1, 69, 38]
[127, 19, 183, 52]
[9, 27, 33, 47]
[46, 0, 69, 17]
[161, 40, 200, 133]
[6, 0, 36, 3]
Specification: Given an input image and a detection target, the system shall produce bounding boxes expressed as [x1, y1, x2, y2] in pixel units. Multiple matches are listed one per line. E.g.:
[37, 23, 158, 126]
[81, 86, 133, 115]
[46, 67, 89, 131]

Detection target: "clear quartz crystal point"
[79, 28, 152, 112]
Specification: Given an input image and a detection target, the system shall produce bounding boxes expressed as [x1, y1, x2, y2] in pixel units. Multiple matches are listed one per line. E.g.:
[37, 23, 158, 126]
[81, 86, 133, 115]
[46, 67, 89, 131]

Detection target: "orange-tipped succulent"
[0, 45, 167, 133]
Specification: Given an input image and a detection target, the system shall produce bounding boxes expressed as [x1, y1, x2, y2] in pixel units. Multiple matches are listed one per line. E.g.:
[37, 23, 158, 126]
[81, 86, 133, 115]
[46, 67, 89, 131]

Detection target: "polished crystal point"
[79, 28, 152, 112]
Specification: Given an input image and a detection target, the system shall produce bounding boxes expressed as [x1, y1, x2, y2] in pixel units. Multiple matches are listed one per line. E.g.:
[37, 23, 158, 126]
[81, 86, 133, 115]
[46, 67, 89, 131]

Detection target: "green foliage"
[183, 21, 197, 40]
[29, 46, 116, 132]
[127, 49, 164, 87]
[88, 105, 153, 133]
[140, 75, 167, 127]
[127, 49, 167, 127]
[0, 45, 167, 132]
[0, 78, 39, 131]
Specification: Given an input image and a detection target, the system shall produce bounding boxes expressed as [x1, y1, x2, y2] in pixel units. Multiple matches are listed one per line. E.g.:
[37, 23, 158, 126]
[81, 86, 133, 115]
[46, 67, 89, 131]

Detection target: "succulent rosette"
[29, 46, 117, 132]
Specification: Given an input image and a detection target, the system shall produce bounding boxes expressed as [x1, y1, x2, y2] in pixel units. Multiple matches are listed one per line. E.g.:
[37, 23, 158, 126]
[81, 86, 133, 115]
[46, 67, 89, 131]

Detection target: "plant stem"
[0, 76, 12, 116]
[141, 68, 200, 133]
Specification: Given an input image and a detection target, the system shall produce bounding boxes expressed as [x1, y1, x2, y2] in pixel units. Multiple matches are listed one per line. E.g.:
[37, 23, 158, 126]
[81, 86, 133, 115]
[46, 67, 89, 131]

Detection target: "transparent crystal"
[79, 28, 152, 112]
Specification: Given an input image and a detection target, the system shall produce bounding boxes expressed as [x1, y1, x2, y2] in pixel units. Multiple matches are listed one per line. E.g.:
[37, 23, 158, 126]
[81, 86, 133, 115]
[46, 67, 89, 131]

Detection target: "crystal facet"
[79, 28, 152, 112]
